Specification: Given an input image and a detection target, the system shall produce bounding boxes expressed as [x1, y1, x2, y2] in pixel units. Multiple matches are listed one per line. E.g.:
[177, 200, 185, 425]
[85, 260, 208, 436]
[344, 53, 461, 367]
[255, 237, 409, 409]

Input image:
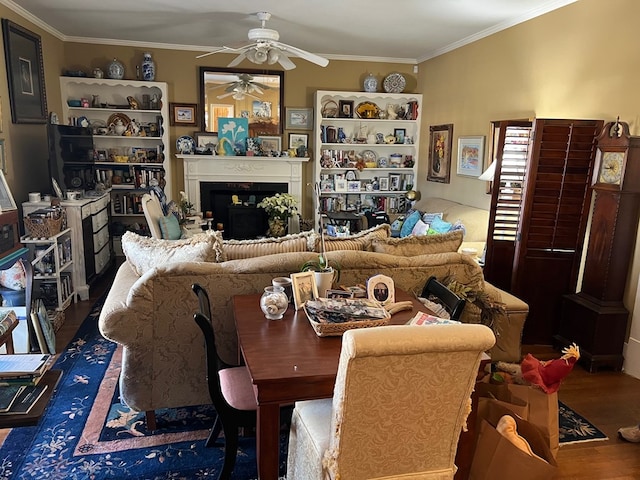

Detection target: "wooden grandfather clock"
[556, 119, 640, 371]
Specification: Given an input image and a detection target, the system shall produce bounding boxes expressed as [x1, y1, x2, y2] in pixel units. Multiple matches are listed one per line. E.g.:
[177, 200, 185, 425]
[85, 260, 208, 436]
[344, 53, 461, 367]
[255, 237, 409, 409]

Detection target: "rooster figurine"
[520, 343, 580, 394]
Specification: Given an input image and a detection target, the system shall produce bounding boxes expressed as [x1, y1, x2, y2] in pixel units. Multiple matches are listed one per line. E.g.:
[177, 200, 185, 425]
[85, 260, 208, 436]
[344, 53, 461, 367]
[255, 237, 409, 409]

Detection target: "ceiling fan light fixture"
[253, 47, 268, 64]
[267, 48, 280, 64]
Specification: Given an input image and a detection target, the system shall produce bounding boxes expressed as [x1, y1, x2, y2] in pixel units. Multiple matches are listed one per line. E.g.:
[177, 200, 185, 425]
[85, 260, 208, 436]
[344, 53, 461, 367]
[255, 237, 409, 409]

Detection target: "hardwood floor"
[1, 262, 639, 478]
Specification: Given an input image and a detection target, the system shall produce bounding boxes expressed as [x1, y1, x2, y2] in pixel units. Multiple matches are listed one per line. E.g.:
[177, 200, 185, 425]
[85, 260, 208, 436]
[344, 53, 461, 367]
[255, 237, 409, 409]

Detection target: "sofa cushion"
[411, 219, 430, 236]
[122, 230, 224, 276]
[223, 231, 312, 260]
[370, 229, 464, 256]
[313, 224, 391, 252]
[400, 210, 421, 238]
[0, 259, 26, 291]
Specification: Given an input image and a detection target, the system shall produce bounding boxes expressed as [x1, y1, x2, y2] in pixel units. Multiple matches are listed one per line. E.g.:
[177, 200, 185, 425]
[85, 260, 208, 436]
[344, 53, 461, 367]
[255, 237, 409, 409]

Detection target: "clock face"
[598, 151, 624, 185]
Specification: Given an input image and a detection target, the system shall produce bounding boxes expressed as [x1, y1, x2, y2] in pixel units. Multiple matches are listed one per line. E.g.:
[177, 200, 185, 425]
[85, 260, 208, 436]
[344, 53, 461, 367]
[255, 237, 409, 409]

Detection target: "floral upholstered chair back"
[323, 324, 495, 479]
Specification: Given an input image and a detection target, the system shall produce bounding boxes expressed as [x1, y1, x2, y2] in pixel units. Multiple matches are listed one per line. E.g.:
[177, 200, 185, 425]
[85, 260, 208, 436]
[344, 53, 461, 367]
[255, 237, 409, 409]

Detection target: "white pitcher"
[314, 269, 337, 298]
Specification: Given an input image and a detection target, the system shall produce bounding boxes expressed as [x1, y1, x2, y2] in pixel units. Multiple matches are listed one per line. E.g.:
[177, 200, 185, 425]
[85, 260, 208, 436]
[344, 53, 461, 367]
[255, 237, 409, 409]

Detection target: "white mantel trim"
[177, 155, 310, 214]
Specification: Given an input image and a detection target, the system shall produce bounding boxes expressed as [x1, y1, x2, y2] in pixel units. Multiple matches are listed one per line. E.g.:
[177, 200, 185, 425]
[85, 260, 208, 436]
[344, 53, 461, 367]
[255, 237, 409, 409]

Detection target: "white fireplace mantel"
[177, 155, 310, 214]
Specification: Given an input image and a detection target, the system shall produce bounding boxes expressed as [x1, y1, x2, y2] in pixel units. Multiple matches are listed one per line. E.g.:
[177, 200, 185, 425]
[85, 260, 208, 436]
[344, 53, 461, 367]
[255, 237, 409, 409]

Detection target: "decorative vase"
[141, 52, 156, 81]
[107, 58, 125, 80]
[260, 286, 289, 320]
[314, 268, 337, 298]
[363, 73, 377, 92]
[267, 217, 287, 237]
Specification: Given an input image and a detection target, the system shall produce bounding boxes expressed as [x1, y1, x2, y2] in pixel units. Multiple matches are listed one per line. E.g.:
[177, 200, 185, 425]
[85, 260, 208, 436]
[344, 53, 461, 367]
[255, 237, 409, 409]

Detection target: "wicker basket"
[24, 217, 63, 238]
[306, 315, 390, 337]
[303, 297, 391, 337]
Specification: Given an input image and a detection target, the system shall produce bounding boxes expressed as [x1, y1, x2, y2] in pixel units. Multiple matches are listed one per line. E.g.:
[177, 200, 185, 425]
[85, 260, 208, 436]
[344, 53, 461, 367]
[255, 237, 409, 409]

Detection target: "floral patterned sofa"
[98, 225, 527, 415]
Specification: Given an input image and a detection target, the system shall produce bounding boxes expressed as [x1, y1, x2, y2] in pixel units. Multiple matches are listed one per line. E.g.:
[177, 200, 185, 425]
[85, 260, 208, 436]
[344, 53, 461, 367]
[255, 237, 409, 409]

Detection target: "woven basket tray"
[304, 297, 391, 337]
[24, 217, 63, 238]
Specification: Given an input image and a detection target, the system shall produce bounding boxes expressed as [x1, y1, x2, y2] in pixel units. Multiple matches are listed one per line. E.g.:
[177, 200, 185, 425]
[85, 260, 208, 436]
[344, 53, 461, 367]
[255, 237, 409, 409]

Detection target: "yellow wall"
[416, 0, 640, 318]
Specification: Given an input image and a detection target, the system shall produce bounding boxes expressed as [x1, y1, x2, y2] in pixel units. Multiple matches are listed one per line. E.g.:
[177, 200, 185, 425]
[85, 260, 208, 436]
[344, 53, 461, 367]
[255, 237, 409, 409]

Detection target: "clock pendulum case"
[555, 120, 640, 371]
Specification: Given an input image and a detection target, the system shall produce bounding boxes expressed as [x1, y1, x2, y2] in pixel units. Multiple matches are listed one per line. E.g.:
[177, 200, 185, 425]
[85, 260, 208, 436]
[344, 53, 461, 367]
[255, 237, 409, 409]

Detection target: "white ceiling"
[5, 0, 576, 64]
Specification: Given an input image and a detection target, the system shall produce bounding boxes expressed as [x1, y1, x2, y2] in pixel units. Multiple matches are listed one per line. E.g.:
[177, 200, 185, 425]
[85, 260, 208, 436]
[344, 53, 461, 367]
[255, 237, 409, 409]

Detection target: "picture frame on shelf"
[379, 177, 389, 191]
[285, 107, 313, 130]
[0, 170, 17, 210]
[456, 135, 485, 177]
[389, 174, 401, 191]
[289, 133, 309, 149]
[338, 100, 354, 118]
[427, 124, 454, 184]
[335, 178, 348, 192]
[194, 132, 219, 151]
[1, 19, 47, 124]
[347, 180, 361, 192]
[394, 128, 406, 144]
[259, 135, 281, 154]
[169, 102, 198, 126]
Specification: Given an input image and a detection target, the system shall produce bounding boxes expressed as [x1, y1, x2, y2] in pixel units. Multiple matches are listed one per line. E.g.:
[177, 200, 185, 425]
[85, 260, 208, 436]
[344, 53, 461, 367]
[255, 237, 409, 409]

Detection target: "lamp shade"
[478, 161, 496, 181]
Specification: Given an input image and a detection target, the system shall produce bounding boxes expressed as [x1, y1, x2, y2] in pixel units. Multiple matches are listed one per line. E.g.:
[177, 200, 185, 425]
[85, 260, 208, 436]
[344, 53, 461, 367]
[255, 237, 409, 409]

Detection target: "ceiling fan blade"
[227, 52, 249, 68]
[277, 53, 297, 71]
[196, 45, 245, 59]
[275, 42, 329, 67]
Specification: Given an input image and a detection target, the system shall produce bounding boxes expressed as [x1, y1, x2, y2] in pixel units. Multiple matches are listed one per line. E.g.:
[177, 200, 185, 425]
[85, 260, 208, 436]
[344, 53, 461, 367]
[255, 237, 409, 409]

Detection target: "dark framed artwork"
[338, 100, 354, 118]
[427, 124, 454, 183]
[170, 103, 198, 126]
[2, 19, 47, 124]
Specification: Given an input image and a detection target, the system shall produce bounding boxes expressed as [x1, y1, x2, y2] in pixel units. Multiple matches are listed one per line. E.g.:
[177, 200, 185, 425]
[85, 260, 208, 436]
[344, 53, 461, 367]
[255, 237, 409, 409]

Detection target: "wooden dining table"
[233, 289, 488, 480]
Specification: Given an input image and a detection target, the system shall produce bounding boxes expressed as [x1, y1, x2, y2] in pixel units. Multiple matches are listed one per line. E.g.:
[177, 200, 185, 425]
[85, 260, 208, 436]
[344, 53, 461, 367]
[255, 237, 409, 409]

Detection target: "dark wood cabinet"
[484, 118, 604, 345]
[556, 120, 640, 371]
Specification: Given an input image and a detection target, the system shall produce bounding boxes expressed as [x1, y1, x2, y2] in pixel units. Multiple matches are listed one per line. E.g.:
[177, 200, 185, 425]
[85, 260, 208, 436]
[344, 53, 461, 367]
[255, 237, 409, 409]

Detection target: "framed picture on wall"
[457, 136, 485, 177]
[170, 103, 198, 126]
[1, 19, 47, 124]
[285, 107, 313, 130]
[427, 124, 454, 183]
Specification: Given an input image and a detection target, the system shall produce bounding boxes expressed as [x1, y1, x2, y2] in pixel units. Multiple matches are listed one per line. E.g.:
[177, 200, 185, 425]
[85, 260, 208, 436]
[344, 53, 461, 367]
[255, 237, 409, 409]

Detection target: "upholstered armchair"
[286, 324, 496, 480]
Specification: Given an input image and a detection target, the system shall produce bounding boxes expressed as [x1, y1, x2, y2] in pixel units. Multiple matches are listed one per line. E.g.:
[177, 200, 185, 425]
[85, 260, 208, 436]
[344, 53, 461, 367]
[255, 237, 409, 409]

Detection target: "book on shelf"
[0, 385, 26, 412]
[407, 311, 461, 326]
[0, 384, 48, 415]
[0, 354, 51, 379]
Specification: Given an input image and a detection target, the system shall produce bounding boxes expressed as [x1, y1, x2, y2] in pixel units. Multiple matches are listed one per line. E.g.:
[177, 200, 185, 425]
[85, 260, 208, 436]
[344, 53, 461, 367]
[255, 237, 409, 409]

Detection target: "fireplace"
[200, 181, 287, 239]
[179, 154, 310, 238]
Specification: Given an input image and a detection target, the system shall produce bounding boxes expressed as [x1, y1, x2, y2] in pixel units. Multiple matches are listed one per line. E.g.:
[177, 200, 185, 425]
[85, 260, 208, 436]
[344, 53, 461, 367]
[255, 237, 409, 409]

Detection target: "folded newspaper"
[304, 298, 390, 324]
[407, 311, 461, 326]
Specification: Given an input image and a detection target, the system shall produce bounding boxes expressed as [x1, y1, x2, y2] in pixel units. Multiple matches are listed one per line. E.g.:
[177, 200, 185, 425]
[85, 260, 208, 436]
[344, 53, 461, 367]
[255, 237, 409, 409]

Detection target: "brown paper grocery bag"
[475, 382, 528, 432]
[469, 403, 558, 480]
[506, 384, 559, 458]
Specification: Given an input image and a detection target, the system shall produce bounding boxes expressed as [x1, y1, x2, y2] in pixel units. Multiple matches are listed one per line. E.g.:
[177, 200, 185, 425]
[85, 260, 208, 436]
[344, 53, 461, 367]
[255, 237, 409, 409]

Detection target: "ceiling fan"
[214, 73, 271, 100]
[197, 12, 329, 70]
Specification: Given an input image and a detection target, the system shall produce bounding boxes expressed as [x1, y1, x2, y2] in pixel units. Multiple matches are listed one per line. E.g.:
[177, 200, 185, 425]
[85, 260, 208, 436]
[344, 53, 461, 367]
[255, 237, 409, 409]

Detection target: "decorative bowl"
[67, 99, 82, 107]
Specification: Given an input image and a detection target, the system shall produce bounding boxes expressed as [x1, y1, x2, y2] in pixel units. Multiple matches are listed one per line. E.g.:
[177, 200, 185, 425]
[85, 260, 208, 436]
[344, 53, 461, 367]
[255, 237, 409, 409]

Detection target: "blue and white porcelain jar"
[141, 52, 156, 81]
[363, 73, 377, 93]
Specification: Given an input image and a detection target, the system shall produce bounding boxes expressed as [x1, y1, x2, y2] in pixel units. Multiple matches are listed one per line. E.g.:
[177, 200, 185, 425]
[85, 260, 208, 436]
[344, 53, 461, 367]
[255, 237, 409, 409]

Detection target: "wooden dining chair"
[421, 275, 466, 321]
[191, 283, 257, 480]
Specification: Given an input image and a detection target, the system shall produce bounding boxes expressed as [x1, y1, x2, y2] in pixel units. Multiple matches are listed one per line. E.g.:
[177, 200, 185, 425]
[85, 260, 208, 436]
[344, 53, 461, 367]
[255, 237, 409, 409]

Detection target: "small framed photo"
[326, 289, 353, 299]
[339, 100, 354, 118]
[389, 174, 401, 191]
[335, 178, 348, 192]
[259, 136, 281, 154]
[347, 180, 361, 192]
[394, 128, 406, 144]
[285, 107, 313, 130]
[457, 135, 485, 177]
[289, 133, 309, 149]
[367, 274, 395, 306]
[379, 177, 389, 191]
[170, 102, 198, 126]
[194, 132, 219, 150]
[290, 271, 319, 310]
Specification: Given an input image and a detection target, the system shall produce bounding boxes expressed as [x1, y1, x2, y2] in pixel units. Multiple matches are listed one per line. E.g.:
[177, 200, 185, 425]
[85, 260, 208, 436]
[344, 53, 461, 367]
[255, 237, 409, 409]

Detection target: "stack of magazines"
[0, 354, 51, 415]
[304, 298, 390, 324]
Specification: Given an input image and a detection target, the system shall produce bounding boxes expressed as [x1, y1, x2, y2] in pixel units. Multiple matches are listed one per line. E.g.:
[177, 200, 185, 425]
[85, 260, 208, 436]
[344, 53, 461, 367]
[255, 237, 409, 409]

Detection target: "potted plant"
[257, 193, 299, 237]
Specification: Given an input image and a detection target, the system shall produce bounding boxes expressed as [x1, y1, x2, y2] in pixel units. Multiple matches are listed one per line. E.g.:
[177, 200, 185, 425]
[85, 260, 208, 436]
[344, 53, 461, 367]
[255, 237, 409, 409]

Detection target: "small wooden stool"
[0, 310, 19, 354]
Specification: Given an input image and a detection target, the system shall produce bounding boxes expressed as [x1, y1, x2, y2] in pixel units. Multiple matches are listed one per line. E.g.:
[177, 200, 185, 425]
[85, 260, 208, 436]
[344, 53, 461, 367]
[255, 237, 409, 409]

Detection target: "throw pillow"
[122, 230, 224, 276]
[422, 212, 443, 224]
[400, 210, 422, 238]
[430, 216, 453, 234]
[0, 259, 26, 291]
[370, 230, 464, 256]
[158, 213, 182, 240]
[411, 219, 430, 236]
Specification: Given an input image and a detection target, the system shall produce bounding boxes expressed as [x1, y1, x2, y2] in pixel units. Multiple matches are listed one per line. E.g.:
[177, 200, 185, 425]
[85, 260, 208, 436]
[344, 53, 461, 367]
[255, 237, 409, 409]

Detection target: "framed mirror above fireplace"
[199, 66, 284, 136]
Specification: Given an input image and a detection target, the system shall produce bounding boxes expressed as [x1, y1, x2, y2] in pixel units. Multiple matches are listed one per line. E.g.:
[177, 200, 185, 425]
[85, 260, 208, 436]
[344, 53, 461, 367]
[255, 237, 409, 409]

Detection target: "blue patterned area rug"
[0, 298, 287, 479]
[559, 401, 608, 445]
